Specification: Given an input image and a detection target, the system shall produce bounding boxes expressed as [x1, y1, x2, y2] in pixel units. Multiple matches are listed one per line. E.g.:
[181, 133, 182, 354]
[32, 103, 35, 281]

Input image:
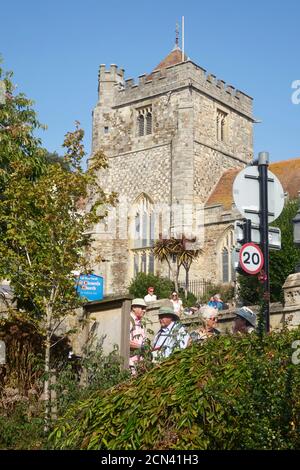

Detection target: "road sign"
[239, 243, 264, 275]
[233, 166, 284, 224]
[234, 220, 281, 250]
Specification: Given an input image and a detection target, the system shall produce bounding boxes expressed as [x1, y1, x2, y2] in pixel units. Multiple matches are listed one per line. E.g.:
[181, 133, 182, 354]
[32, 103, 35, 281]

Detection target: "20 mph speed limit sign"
[239, 243, 264, 275]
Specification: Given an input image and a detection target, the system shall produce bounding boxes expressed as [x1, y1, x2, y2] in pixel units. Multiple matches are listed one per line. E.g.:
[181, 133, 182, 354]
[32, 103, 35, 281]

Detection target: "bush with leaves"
[50, 328, 300, 450]
[199, 283, 235, 304]
[128, 272, 196, 307]
[51, 335, 131, 415]
[238, 200, 300, 305]
[128, 272, 175, 300]
[0, 402, 45, 450]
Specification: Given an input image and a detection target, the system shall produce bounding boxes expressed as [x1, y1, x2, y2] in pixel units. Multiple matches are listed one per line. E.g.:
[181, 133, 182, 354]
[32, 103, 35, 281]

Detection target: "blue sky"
[1, 0, 299, 164]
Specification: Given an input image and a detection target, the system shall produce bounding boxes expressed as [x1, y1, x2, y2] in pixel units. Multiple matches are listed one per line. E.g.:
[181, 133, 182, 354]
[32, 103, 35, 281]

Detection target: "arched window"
[141, 253, 147, 272]
[146, 112, 152, 135]
[222, 248, 229, 283]
[218, 226, 234, 283]
[217, 109, 227, 142]
[148, 253, 155, 274]
[137, 106, 152, 137]
[134, 253, 139, 277]
[137, 114, 144, 136]
[131, 193, 156, 275]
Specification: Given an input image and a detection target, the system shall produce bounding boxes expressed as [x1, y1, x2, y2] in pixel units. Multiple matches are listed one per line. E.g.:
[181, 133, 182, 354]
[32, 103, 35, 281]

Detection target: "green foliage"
[238, 200, 300, 304]
[0, 75, 116, 429]
[178, 289, 197, 307]
[0, 64, 46, 192]
[50, 328, 300, 450]
[153, 236, 201, 293]
[238, 274, 262, 306]
[128, 272, 196, 307]
[52, 336, 130, 415]
[128, 272, 175, 300]
[0, 403, 45, 450]
[269, 200, 300, 302]
[199, 283, 235, 304]
[44, 150, 70, 171]
[0, 121, 116, 324]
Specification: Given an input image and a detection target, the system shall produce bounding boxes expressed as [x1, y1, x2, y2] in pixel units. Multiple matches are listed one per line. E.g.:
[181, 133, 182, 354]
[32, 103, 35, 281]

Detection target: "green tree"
[238, 200, 300, 304]
[0, 121, 116, 430]
[128, 272, 175, 299]
[153, 235, 201, 297]
[269, 200, 300, 302]
[44, 150, 70, 171]
[0, 63, 46, 190]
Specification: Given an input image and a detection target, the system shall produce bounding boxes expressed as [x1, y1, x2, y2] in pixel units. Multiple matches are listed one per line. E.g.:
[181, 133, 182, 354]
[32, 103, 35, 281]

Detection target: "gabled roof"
[206, 158, 300, 210]
[152, 47, 187, 72]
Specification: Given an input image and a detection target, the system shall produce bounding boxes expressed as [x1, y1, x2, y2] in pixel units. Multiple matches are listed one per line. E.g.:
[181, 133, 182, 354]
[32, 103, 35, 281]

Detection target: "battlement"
[98, 64, 125, 82]
[110, 60, 253, 117]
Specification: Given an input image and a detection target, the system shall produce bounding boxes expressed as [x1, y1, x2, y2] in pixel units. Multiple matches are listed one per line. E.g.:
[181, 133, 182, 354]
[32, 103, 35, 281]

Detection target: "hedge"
[50, 328, 300, 450]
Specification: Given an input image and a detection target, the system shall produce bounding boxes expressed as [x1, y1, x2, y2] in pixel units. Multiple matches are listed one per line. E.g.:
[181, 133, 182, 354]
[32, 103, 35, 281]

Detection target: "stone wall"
[68, 284, 300, 372]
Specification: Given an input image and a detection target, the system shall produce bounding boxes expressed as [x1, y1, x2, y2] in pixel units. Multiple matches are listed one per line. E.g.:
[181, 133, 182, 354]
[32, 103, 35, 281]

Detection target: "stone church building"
[89, 45, 300, 296]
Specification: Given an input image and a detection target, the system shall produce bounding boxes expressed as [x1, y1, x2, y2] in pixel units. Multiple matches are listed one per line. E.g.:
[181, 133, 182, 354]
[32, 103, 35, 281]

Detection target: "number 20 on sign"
[239, 242, 264, 275]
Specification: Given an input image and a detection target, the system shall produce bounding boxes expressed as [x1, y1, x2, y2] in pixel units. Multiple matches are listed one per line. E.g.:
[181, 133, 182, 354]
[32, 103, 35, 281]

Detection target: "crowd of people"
[129, 286, 257, 375]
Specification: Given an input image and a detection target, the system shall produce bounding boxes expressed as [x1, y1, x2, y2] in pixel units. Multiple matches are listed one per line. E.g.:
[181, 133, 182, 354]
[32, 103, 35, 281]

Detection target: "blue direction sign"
[76, 274, 104, 301]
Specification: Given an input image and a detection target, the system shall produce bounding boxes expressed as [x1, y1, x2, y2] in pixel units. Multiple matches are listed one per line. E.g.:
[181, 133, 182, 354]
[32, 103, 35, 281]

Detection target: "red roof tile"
[152, 48, 187, 71]
[206, 158, 300, 209]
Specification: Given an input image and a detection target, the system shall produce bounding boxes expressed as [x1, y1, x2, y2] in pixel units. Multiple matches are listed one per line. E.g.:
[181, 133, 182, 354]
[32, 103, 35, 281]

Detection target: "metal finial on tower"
[175, 22, 179, 49]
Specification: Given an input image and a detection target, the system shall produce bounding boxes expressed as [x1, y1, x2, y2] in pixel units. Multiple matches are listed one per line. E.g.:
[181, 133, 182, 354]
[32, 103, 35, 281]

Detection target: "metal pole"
[182, 16, 185, 62]
[258, 151, 270, 332]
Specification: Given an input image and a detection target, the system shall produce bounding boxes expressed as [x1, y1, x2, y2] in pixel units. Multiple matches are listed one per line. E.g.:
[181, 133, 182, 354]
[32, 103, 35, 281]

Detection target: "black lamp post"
[292, 197, 300, 272]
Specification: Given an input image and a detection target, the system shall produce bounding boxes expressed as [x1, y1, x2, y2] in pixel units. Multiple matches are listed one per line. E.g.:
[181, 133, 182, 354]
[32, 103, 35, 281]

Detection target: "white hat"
[131, 298, 147, 308]
[200, 305, 218, 319]
[236, 307, 256, 328]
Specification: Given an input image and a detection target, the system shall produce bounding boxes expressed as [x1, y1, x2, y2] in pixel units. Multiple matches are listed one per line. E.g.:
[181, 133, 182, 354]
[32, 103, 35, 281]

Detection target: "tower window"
[217, 109, 227, 142]
[146, 112, 152, 135]
[137, 106, 152, 137]
[138, 114, 144, 136]
[104, 126, 109, 134]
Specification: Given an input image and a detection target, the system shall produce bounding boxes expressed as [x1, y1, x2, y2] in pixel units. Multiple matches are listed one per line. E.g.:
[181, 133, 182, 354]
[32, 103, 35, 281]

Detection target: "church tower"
[90, 45, 254, 294]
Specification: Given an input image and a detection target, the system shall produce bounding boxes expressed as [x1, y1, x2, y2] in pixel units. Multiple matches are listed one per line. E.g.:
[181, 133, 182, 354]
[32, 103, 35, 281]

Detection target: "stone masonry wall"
[193, 91, 253, 204]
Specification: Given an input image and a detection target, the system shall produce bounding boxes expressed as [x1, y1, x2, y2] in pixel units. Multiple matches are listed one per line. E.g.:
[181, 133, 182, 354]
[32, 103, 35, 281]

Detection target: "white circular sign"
[233, 166, 285, 224]
[239, 242, 264, 275]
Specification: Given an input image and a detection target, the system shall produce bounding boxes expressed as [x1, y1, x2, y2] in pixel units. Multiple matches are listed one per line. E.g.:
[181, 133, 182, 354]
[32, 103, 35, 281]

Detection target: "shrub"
[238, 200, 300, 304]
[178, 288, 197, 307]
[0, 402, 45, 450]
[199, 283, 235, 304]
[128, 272, 197, 307]
[237, 273, 262, 305]
[50, 328, 300, 450]
[128, 272, 175, 300]
[51, 336, 130, 415]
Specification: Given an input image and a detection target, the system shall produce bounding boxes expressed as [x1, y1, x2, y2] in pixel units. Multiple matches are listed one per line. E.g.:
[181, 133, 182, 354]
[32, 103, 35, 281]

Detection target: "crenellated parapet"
[105, 60, 253, 118]
[98, 63, 125, 82]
